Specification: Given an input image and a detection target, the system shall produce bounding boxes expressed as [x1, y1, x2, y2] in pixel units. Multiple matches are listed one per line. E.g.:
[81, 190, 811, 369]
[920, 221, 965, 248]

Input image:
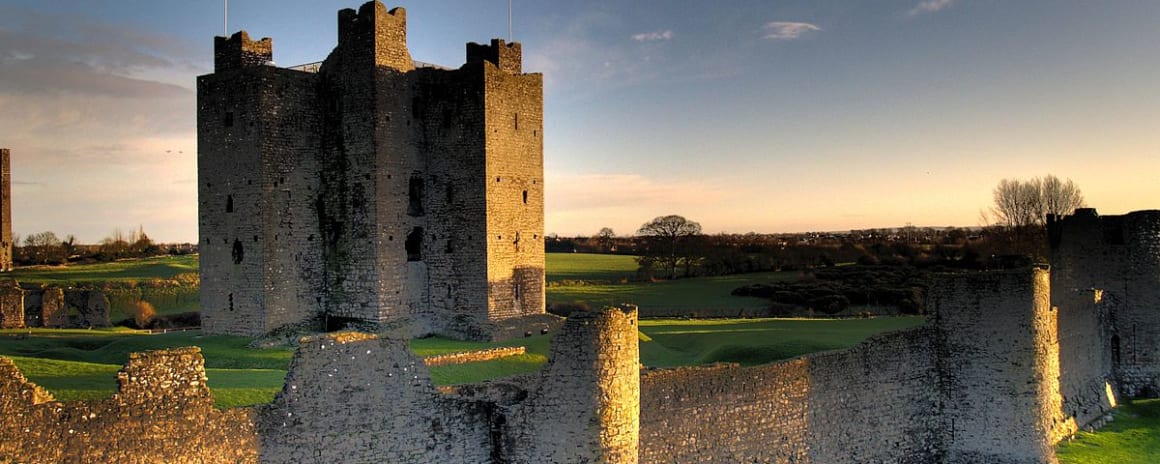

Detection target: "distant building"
[197, 1, 548, 339]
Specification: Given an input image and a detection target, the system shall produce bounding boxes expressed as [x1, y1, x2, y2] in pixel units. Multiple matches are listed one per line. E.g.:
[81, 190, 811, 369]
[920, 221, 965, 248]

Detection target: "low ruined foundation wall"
[640, 359, 810, 462]
[807, 326, 941, 463]
[639, 326, 939, 464]
[0, 348, 258, 463]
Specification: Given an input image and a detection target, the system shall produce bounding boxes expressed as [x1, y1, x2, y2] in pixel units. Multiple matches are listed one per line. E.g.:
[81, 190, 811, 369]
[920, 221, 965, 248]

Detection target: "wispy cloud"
[763, 22, 821, 41]
[632, 30, 673, 42]
[907, 0, 955, 17]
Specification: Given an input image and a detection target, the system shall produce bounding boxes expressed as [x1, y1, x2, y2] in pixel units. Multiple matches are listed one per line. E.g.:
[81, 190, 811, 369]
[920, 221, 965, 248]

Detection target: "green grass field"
[1057, 399, 1160, 463]
[7, 255, 199, 284]
[546, 253, 796, 317]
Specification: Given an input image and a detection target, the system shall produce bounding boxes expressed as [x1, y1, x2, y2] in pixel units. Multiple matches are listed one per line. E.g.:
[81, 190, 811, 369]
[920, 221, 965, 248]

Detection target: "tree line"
[13, 226, 195, 266]
[546, 174, 1085, 280]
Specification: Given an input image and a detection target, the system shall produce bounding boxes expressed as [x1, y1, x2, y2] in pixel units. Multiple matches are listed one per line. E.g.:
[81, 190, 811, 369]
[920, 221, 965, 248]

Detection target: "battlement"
[336, 1, 413, 71]
[1048, 208, 1160, 249]
[467, 38, 523, 73]
[213, 31, 273, 72]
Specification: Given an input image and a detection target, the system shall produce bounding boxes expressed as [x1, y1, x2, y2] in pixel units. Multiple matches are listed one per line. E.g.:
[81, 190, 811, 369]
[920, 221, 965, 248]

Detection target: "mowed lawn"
[6, 255, 199, 284]
[546, 252, 793, 316]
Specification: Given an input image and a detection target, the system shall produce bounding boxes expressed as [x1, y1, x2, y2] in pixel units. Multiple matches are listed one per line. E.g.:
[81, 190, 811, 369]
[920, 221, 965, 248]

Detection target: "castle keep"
[198, 1, 546, 338]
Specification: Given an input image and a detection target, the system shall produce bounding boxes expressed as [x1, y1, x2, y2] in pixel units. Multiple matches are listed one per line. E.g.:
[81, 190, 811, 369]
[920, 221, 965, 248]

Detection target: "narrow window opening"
[408, 175, 425, 216]
[228, 293, 234, 311]
[223, 111, 234, 128]
[446, 184, 455, 203]
[226, 195, 234, 213]
[514, 282, 521, 301]
[406, 227, 424, 261]
[522, 190, 528, 204]
[1112, 334, 1122, 365]
[231, 239, 244, 264]
[514, 113, 519, 131]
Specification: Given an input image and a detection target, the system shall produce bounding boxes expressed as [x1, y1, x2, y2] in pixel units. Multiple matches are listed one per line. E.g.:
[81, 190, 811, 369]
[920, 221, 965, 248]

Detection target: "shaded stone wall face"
[0, 348, 259, 463]
[63, 288, 110, 328]
[931, 268, 1072, 464]
[808, 327, 942, 463]
[640, 360, 810, 463]
[257, 333, 494, 463]
[0, 281, 22, 328]
[1049, 209, 1160, 399]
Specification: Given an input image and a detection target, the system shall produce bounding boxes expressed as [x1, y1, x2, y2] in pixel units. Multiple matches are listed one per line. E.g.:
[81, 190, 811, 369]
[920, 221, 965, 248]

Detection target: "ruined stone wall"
[257, 332, 494, 463]
[1049, 209, 1160, 400]
[0, 348, 258, 463]
[0, 281, 22, 328]
[640, 360, 810, 462]
[931, 268, 1072, 464]
[807, 326, 942, 463]
[0, 148, 11, 272]
[638, 327, 939, 463]
[504, 307, 640, 463]
[481, 46, 545, 322]
[1114, 211, 1160, 396]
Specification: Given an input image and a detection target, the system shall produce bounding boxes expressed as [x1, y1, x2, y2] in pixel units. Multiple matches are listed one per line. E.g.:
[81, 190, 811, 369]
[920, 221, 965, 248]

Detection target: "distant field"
[545, 252, 795, 317]
[545, 253, 638, 283]
[7, 255, 199, 284]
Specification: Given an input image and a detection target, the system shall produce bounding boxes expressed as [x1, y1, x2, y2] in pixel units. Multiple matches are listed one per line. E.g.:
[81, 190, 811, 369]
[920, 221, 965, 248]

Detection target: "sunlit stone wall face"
[931, 268, 1071, 463]
[504, 306, 640, 464]
[0, 348, 259, 463]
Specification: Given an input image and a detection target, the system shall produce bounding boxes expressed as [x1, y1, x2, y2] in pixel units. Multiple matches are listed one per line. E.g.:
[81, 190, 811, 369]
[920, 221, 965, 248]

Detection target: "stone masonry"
[0, 148, 11, 272]
[198, 1, 547, 340]
[0, 348, 258, 463]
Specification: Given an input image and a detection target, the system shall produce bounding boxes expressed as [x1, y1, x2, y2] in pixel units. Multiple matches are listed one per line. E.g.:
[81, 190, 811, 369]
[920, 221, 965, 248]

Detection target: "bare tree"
[992, 175, 1085, 227]
[636, 215, 702, 279]
[23, 231, 63, 265]
[1040, 175, 1085, 219]
[992, 178, 1043, 227]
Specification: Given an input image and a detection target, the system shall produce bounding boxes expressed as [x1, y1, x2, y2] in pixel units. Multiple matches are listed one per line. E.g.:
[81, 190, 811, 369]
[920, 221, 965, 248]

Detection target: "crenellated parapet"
[214, 31, 273, 72]
[467, 38, 522, 73]
[336, 1, 413, 71]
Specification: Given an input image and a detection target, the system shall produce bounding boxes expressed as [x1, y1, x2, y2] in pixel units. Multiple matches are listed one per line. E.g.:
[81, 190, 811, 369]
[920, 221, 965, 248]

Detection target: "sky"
[1, 0, 1158, 243]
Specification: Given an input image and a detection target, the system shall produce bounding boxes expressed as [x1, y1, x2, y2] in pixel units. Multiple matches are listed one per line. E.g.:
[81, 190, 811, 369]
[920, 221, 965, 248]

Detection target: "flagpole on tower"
[224, 0, 229, 36]
[508, 0, 512, 41]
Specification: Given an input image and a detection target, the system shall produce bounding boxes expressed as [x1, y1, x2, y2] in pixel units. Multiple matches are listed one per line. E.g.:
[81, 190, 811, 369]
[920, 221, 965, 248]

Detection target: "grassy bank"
[1057, 399, 1160, 463]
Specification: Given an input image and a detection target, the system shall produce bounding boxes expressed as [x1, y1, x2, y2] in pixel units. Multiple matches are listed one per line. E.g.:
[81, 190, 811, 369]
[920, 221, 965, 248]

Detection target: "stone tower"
[198, 1, 546, 339]
[930, 268, 1072, 463]
[0, 148, 11, 272]
[1049, 208, 1160, 399]
[504, 306, 641, 463]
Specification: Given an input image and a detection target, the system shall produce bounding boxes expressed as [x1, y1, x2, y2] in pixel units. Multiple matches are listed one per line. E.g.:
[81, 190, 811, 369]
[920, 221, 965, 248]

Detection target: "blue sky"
[1, 0, 1157, 242]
